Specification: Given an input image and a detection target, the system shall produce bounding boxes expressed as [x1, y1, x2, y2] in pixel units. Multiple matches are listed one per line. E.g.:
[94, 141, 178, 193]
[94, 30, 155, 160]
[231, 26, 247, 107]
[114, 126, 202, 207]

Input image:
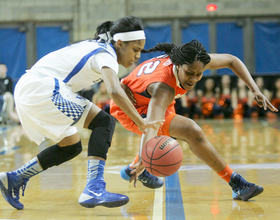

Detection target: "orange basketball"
[141, 135, 183, 177]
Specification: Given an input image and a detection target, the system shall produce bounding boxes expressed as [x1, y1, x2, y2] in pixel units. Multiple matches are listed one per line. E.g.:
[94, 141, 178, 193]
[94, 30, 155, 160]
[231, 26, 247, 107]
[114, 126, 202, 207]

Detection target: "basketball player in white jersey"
[0, 16, 163, 210]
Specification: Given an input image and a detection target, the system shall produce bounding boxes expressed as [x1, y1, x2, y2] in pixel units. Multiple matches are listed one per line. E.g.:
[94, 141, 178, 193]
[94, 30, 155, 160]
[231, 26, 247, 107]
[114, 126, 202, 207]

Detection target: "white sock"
[87, 159, 105, 183]
[13, 157, 43, 179]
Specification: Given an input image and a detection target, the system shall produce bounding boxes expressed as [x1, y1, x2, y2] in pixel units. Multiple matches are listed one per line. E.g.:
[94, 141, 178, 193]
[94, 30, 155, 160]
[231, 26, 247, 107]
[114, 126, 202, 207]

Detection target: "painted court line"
[152, 178, 164, 220]
[165, 172, 185, 220]
[180, 163, 280, 171]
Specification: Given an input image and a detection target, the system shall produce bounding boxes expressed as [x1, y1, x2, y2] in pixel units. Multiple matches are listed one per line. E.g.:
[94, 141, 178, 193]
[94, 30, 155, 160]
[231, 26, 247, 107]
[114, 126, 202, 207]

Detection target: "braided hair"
[142, 39, 211, 66]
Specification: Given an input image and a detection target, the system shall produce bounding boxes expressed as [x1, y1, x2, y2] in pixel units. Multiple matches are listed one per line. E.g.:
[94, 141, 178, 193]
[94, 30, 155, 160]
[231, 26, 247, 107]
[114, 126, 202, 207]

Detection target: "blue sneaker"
[79, 180, 129, 208]
[229, 172, 264, 201]
[120, 165, 164, 189]
[0, 172, 29, 210]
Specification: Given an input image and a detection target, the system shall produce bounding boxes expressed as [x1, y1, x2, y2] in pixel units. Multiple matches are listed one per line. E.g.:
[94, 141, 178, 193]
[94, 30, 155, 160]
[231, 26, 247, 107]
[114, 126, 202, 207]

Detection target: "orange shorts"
[110, 100, 177, 136]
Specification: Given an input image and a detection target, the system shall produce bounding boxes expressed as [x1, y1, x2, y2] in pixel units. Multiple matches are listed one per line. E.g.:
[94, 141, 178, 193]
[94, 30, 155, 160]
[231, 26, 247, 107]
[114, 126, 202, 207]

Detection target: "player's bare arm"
[130, 82, 175, 186]
[102, 67, 163, 133]
[144, 81, 176, 143]
[206, 54, 278, 112]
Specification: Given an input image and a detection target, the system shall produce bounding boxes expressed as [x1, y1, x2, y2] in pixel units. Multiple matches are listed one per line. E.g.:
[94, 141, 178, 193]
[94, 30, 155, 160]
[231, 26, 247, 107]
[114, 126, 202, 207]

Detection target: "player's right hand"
[129, 160, 145, 188]
[251, 90, 278, 112]
[138, 119, 165, 134]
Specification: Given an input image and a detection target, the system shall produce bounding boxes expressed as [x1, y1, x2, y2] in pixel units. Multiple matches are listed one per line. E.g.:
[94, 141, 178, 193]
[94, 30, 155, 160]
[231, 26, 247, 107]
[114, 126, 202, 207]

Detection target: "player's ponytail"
[94, 21, 113, 40]
[142, 39, 211, 66]
[94, 16, 144, 43]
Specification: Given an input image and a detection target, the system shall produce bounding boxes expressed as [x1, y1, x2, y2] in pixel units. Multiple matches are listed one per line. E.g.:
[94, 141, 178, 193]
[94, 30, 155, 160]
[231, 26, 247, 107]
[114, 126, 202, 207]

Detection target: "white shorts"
[14, 73, 92, 145]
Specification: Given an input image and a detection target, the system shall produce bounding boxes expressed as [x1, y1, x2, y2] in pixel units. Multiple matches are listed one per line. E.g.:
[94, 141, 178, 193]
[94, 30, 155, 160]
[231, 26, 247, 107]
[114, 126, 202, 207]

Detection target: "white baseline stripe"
[179, 163, 280, 171]
[152, 177, 164, 220]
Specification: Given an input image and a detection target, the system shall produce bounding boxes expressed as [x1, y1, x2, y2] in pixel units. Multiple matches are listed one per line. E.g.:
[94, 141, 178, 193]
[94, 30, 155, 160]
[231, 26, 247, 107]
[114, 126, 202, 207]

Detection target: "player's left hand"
[129, 161, 145, 188]
[252, 91, 278, 112]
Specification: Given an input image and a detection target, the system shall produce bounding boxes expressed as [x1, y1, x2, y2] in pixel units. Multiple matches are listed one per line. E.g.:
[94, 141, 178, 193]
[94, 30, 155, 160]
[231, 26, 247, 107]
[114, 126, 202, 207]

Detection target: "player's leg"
[0, 133, 82, 210]
[1, 77, 90, 210]
[169, 114, 263, 201]
[78, 105, 129, 208]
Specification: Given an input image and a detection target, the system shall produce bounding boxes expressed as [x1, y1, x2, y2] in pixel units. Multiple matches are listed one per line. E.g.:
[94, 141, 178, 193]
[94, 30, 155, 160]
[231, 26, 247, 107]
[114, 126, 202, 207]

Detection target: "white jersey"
[28, 40, 119, 92]
[15, 40, 119, 145]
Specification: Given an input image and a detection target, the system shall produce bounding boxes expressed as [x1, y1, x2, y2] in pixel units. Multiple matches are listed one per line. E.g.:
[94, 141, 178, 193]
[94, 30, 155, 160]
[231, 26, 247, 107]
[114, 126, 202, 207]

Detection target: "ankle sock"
[217, 164, 233, 183]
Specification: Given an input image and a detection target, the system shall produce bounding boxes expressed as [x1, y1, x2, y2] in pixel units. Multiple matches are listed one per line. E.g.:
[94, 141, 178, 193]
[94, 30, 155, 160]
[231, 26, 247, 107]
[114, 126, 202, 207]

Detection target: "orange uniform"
[110, 55, 187, 136]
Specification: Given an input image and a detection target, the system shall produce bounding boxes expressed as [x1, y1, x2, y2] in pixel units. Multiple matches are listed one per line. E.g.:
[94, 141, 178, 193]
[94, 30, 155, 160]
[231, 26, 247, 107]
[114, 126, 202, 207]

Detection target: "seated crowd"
[175, 75, 280, 120]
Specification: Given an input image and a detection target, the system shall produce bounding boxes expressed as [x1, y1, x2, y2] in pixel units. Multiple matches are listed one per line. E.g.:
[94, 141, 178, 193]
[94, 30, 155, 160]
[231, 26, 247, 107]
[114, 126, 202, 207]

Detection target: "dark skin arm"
[129, 81, 175, 187]
[206, 54, 278, 112]
[102, 67, 164, 133]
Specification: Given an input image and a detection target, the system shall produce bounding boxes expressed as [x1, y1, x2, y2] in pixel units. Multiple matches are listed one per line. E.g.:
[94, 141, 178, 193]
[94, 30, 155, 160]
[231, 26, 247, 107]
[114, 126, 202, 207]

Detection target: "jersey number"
[136, 60, 161, 77]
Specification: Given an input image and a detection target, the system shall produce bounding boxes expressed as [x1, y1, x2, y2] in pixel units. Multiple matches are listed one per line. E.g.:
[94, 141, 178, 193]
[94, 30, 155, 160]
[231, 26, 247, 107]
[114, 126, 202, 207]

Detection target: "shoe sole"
[79, 199, 129, 208]
[120, 166, 131, 181]
[233, 185, 264, 201]
[0, 173, 23, 210]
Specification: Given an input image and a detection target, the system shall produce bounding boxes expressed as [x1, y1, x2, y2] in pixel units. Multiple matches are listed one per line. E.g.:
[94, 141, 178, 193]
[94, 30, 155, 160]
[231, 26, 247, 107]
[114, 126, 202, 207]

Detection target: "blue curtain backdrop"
[0, 28, 27, 87]
[139, 24, 172, 64]
[216, 22, 244, 75]
[254, 22, 280, 74]
[182, 23, 210, 76]
[36, 26, 69, 60]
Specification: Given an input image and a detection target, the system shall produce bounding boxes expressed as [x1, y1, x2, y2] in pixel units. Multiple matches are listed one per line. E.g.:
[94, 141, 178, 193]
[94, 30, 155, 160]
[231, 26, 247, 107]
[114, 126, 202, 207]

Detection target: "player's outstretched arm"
[206, 54, 278, 112]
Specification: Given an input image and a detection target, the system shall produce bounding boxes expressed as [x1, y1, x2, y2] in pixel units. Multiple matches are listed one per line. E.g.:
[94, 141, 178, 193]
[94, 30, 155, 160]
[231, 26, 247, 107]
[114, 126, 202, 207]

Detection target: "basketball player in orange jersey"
[110, 39, 278, 201]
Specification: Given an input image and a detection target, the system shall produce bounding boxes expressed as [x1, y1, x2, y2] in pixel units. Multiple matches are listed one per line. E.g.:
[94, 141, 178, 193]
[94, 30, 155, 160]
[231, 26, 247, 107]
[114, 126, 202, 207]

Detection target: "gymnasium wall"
[0, 0, 279, 85]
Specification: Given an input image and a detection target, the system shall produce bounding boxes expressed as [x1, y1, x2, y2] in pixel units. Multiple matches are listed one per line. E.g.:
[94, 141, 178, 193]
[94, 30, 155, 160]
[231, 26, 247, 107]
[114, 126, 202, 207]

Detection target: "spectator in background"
[218, 74, 234, 118]
[232, 78, 253, 119]
[0, 63, 13, 94]
[92, 81, 111, 114]
[175, 85, 201, 119]
[0, 63, 20, 123]
[198, 78, 222, 119]
[251, 77, 271, 118]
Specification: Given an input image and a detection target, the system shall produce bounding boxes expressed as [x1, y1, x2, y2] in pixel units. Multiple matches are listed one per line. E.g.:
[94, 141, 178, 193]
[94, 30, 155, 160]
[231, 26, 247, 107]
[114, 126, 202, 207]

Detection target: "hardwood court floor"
[0, 118, 280, 220]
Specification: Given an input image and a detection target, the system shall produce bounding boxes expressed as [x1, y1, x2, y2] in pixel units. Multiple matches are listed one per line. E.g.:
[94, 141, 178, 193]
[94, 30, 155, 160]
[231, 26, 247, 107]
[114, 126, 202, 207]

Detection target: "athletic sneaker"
[120, 165, 164, 189]
[229, 172, 264, 201]
[0, 172, 29, 210]
[79, 180, 129, 208]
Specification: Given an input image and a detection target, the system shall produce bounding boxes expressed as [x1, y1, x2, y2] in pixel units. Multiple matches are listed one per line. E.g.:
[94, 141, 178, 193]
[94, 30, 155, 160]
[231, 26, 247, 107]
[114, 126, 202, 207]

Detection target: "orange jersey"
[110, 55, 187, 135]
[121, 55, 187, 107]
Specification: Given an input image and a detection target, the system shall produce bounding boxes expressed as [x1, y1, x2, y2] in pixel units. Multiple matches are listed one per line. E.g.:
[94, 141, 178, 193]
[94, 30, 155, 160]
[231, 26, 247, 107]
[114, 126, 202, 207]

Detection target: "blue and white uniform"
[15, 40, 119, 145]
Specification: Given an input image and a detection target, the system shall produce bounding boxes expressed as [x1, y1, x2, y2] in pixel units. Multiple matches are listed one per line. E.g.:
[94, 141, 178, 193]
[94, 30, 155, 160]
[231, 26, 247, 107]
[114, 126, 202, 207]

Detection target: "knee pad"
[87, 110, 116, 159]
[37, 141, 82, 170]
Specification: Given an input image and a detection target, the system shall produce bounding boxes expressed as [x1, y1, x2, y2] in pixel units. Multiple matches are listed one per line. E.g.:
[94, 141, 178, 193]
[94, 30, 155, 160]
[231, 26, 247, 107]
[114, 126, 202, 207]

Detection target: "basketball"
[141, 135, 183, 177]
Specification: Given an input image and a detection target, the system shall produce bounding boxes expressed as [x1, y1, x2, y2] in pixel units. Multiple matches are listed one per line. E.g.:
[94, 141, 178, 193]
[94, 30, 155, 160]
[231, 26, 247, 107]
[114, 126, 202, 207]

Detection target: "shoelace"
[138, 170, 157, 184]
[232, 174, 254, 194]
[13, 178, 28, 202]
